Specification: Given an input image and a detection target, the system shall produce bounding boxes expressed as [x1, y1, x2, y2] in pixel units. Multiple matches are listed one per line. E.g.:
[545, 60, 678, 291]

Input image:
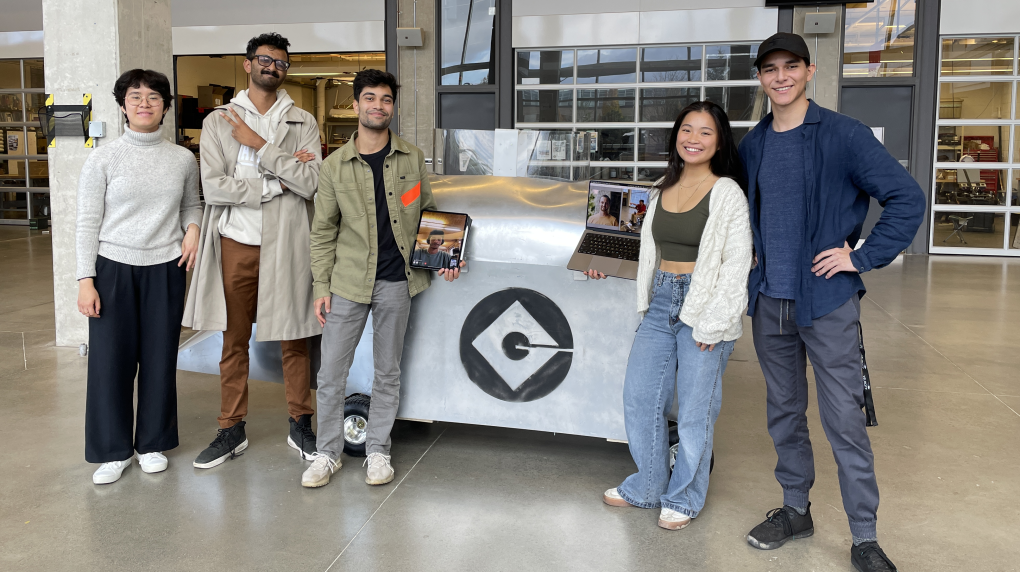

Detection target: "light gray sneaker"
[302, 454, 341, 488]
[364, 452, 394, 485]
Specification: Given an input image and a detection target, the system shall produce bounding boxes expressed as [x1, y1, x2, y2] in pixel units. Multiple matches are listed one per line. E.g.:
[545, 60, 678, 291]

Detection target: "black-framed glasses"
[250, 54, 291, 71]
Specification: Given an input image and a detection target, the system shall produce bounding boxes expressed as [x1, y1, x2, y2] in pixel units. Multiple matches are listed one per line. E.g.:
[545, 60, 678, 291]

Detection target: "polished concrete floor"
[1, 225, 1018, 571]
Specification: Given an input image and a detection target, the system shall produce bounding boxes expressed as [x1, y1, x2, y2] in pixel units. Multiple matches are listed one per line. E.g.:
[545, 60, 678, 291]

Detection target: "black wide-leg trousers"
[85, 256, 186, 463]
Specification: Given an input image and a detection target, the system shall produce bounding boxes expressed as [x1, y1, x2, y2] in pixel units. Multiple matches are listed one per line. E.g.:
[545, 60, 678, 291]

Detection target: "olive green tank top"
[651, 191, 711, 262]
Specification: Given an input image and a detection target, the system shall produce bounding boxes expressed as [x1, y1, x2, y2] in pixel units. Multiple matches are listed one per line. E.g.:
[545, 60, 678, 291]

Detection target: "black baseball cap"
[754, 32, 811, 70]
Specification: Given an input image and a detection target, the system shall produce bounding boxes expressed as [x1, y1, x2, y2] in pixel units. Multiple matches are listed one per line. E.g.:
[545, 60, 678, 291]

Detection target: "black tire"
[342, 394, 371, 457]
[668, 422, 715, 475]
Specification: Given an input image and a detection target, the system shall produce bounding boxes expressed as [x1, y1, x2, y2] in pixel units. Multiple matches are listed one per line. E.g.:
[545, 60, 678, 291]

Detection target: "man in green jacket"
[302, 70, 463, 488]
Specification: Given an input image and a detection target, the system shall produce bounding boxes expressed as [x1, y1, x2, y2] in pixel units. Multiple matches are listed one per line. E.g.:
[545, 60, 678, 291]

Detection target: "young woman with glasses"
[75, 69, 202, 484]
[586, 101, 753, 530]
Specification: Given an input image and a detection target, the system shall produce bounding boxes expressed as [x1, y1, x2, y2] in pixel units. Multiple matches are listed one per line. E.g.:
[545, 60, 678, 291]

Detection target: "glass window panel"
[939, 82, 1013, 120]
[517, 50, 574, 85]
[704, 86, 767, 121]
[440, 0, 496, 85]
[1010, 213, 1020, 247]
[1011, 171, 1020, 207]
[516, 90, 573, 123]
[732, 126, 751, 146]
[640, 88, 699, 122]
[941, 37, 1015, 76]
[935, 125, 1009, 163]
[705, 44, 758, 81]
[843, 0, 916, 78]
[935, 168, 1007, 205]
[1016, 82, 1019, 121]
[23, 59, 44, 89]
[577, 88, 635, 122]
[641, 46, 702, 82]
[932, 211, 1004, 248]
[577, 49, 637, 84]
[591, 166, 634, 181]
[0, 93, 24, 124]
[0, 157, 27, 187]
[637, 167, 666, 182]
[0, 60, 21, 89]
[0, 188, 28, 220]
[588, 129, 635, 161]
[1014, 126, 1020, 164]
[638, 128, 671, 161]
[25, 94, 46, 123]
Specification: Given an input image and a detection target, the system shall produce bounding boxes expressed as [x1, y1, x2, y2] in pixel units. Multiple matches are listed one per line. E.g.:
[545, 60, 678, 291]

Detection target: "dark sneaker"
[851, 542, 898, 572]
[746, 503, 814, 550]
[193, 421, 248, 469]
[287, 414, 317, 460]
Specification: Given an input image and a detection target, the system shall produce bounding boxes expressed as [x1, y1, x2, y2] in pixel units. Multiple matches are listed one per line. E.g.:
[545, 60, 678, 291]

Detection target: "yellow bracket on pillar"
[45, 94, 55, 148]
[84, 94, 94, 148]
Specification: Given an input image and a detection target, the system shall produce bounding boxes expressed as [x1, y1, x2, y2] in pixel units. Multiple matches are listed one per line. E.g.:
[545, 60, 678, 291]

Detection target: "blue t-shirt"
[758, 125, 806, 300]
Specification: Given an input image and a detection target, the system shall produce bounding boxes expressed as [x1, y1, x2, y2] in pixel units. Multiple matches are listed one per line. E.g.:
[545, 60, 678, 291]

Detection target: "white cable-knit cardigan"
[636, 176, 754, 345]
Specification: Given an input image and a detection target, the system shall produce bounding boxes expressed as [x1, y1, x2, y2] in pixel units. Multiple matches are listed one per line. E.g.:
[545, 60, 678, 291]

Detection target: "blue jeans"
[617, 270, 734, 517]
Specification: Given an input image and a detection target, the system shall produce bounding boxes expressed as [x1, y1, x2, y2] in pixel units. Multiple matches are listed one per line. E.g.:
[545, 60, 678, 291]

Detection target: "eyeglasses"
[250, 54, 291, 71]
[125, 94, 164, 106]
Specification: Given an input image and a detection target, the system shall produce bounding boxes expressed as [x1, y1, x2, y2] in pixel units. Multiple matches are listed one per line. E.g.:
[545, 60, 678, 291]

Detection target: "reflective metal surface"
[344, 415, 368, 445]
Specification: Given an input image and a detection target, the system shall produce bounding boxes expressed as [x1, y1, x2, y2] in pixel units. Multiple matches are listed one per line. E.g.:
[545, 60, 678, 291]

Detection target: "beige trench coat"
[182, 102, 322, 342]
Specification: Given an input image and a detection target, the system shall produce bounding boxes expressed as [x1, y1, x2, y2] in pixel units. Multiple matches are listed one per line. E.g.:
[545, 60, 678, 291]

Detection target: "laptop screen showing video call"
[586, 181, 650, 235]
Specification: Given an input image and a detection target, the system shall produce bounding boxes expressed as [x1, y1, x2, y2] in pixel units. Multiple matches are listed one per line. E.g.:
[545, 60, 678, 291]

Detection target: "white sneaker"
[657, 507, 692, 531]
[603, 487, 634, 507]
[302, 454, 341, 488]
[92, 458, 132, 484]
[136, 452, 168, 474]
[364, 452, 394, 485]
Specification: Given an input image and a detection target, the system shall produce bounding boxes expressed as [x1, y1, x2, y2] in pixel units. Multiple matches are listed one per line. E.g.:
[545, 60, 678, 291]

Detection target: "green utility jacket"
[310, 130, 437, 304]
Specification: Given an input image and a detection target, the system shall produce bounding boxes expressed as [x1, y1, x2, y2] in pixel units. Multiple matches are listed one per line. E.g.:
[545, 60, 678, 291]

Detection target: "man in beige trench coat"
[183, 32, 323, 469]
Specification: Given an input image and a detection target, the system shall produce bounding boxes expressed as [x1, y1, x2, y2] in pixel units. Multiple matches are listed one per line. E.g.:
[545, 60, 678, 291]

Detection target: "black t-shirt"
[361, 140, 407, 282]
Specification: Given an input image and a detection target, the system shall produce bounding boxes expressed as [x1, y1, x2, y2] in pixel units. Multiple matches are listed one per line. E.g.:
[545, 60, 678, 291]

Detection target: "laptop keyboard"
[579, 233, 640, 261]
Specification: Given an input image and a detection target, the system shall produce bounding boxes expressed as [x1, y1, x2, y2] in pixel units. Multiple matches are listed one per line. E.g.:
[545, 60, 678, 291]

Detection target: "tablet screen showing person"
[411, 211, 471, 271]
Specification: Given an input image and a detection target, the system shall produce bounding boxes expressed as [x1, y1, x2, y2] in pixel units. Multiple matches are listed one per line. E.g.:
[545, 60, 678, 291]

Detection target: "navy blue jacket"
[739, 100, 926, 327]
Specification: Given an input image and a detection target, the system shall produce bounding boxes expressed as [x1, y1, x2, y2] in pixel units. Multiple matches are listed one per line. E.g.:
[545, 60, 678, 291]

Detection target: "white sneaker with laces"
[92, 458, 132, 484]
[136, 452, 168, 474]
[302, 454, 341, 488]
[658, 507, 692, 531]
[364, 452, 394, 485]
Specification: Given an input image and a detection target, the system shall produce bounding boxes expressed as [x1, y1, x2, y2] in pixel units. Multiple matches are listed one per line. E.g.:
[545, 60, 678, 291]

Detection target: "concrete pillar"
[43, 0, 174, 347]
[397, 0, 436, 162]
[793, 4, 844, 111]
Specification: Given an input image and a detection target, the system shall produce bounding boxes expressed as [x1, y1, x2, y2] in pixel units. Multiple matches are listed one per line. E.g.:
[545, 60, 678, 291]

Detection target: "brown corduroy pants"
[218, 237, 313, 429]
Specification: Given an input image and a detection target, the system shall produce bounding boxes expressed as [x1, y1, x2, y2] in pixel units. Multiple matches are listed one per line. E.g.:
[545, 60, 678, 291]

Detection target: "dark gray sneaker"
[851, 542, 898, 572]
[287, 414, 317, 460]
[746, 503, 814, 550]
[193, 421, 248, 469]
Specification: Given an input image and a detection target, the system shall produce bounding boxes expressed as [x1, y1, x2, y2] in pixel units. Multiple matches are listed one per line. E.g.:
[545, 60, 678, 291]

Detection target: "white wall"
[941, 0, 1020, 35]
[0, 0, 43, 33]
[512, 0, 766, 16]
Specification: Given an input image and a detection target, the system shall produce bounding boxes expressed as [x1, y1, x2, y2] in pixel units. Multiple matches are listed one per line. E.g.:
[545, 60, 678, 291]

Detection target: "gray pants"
[751, 294, 879, 541]
[316, 281, 412, 458]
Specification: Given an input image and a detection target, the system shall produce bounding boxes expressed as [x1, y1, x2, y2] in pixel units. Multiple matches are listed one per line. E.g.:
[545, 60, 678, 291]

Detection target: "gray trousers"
[316, 281, 411, 458]
[751, 294, 879, 541]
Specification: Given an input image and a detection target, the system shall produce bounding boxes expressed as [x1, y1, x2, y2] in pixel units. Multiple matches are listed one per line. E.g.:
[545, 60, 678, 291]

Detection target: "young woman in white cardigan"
[586, 101, 753, 531]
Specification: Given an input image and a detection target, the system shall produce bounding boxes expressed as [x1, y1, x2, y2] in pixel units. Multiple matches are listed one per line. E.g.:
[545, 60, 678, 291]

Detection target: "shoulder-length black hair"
[657, 101, 747, 194]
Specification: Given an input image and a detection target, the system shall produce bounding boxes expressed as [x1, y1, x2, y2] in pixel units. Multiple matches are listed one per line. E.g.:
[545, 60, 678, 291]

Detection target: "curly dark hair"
[353, 69, 400, 102]
[657, 101, 747, 194]
[246, 32, 290, 59]
[112, 69, 173, 125]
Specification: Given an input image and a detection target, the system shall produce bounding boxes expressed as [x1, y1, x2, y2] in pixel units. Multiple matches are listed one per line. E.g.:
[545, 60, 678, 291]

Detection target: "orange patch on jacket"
[401, 182, 421, 207]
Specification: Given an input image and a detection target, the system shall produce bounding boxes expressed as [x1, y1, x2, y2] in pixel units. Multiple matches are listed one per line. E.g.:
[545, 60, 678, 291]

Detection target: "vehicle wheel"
[343, 394, 371, 457]
[668, 423, 714, 475]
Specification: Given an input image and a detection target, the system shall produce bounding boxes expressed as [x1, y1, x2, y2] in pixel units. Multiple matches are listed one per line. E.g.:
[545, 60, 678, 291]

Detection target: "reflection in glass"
[932, 210, 1004, 248]
[589, 129, 634, 162]
[941, 37, 1015, 76]
[640, 88, 699, 123]
[638, 128, 672, 162]
[577, 49, 637, 84]
[516, 90, 573, 123]
[517, 51, 574, 85]
[843, 0, 915, 77]
[1015, 126, 1020, 163]
[705, 45, 758, 81]
[638, 167, 666, 182]
[704, 86, 766, 121]
[0, 60, 21, 89]
[441, 0, 496, 85]
[577, 89, 636, 122]
[641, 46, 702, 82]
[1011, 170, 1019, 207]
[591, 166, 634, 181]
[1010, 213, 1020, 248]
[23, 59, 44, 89]
[26, 94, 47, 122]
[939, 82, 1014, 120]
[732, 127, 751, 146]
[935, 125, 1009, 163]
[0, 93, 24, 124]
[934, 168, 1006, 206]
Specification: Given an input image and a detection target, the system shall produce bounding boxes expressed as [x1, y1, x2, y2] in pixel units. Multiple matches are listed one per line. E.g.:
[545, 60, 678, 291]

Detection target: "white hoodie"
[217, 89, 294, 246]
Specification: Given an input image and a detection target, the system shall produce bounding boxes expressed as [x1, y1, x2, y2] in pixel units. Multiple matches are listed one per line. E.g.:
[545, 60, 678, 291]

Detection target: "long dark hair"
[657, 101, 747, 194]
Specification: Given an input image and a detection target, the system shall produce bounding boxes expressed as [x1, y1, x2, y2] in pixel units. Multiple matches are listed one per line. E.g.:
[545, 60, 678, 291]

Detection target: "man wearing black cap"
[738, 32, 925, 572]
